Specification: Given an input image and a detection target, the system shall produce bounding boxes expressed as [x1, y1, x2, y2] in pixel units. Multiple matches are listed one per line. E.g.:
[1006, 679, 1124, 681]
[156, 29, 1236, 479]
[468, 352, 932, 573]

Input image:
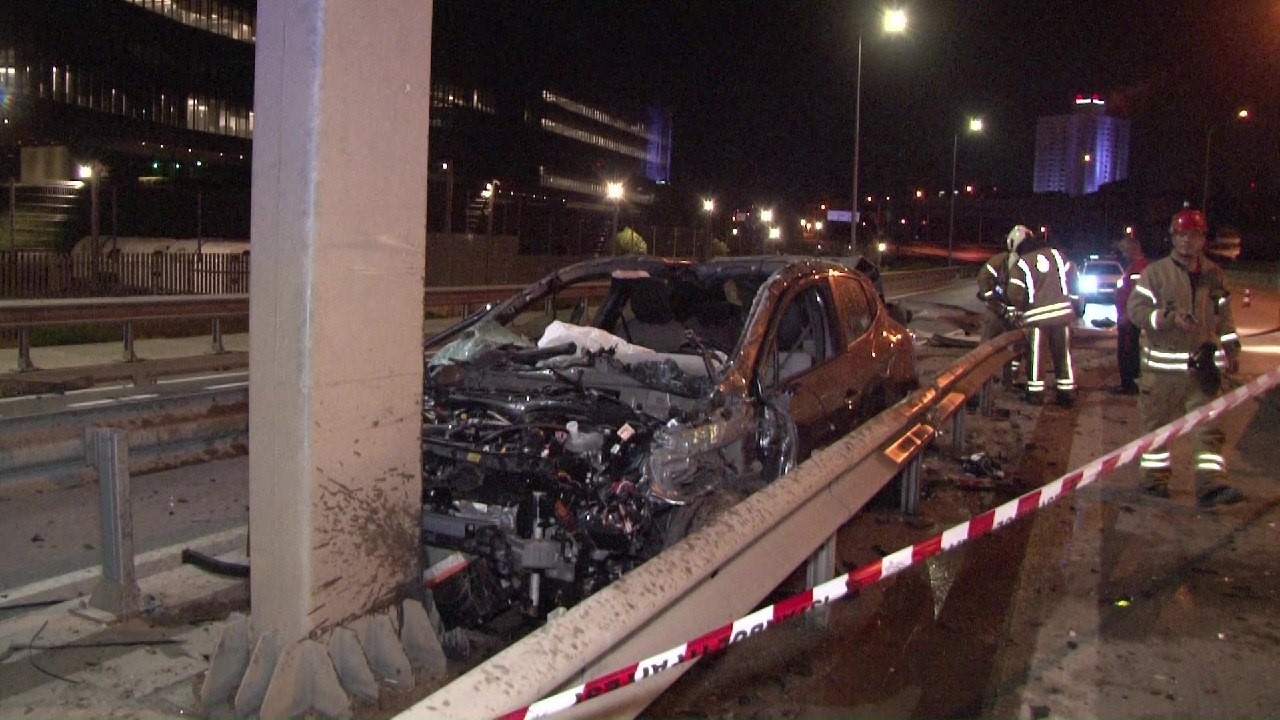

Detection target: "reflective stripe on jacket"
[977, 251, 1015, 314]
[1008, 247, 1076, 328]
[1125, 254, 1240, 373]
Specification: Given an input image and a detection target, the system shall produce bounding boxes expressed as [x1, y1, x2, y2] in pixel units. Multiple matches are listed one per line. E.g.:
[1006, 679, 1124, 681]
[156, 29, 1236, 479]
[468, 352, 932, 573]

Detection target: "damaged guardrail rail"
[394, 329, 1024, 720]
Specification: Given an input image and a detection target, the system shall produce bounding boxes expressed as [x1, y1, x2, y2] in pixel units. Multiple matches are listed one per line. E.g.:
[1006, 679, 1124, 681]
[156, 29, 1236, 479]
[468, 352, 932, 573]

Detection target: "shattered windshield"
[428, 264, 768, 395]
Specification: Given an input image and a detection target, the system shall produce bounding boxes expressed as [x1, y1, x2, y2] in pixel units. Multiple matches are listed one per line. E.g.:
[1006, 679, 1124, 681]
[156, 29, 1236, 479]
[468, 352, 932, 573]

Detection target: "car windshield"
[1084, 261, 1123, 275]
[428, 258, 777, 394]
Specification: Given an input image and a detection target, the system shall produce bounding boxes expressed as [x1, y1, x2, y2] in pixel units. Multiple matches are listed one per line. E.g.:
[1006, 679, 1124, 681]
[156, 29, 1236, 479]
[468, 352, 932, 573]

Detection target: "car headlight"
[1115, 278, 1124, 289]
[1080, 276, 1098, 293]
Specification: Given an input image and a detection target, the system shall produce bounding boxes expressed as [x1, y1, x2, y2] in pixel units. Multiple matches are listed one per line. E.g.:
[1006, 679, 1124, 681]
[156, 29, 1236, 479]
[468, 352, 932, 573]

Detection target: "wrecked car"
[421, 255, 918, 629]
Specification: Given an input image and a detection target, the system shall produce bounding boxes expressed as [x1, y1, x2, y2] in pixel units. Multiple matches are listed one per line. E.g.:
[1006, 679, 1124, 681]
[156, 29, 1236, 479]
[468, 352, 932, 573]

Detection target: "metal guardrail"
[397, 329, 1023, 719]
[0, 387, 249, 494]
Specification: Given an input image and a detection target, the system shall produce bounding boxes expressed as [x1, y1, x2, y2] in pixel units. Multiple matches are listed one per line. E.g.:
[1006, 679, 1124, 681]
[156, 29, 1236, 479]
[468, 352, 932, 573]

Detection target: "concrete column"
[249, 0, 432, 644]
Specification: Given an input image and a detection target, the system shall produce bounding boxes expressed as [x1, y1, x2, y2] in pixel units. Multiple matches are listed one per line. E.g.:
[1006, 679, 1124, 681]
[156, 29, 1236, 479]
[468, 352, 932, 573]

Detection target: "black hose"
[181, 548, 250, 578]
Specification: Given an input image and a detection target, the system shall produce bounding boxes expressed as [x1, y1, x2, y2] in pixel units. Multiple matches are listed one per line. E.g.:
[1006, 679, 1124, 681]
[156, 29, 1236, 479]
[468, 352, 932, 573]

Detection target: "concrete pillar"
[249, 0, 432, 645]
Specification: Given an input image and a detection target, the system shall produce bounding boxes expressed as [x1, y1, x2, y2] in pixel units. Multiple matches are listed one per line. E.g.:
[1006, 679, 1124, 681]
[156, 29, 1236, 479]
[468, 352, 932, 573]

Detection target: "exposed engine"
[421, 350, 702, 628]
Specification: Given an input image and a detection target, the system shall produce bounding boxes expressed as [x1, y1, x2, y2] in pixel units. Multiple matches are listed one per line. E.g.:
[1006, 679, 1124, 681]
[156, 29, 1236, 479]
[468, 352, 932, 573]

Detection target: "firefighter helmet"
[1006, 224, 1035, 252]
[1170, 209, 1208, 234]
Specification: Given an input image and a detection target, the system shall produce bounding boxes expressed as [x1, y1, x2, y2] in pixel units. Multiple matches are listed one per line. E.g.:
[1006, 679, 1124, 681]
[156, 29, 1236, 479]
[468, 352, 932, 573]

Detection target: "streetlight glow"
[606, 181, 624, 201]
[702, 198, 714, 213]
[947, 116, 984, 266]
[883, 8, 907, 33]
[760, 208, 773, 223]
[851, 8, 908, 252]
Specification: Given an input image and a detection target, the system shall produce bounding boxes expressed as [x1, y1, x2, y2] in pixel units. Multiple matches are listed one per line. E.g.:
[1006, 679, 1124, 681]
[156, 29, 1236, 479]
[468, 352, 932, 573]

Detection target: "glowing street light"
[851, 7, 908, 252]
[701, 197, 715, 258]
[606, 181, 624, 252]
[946, 116, 984, 266]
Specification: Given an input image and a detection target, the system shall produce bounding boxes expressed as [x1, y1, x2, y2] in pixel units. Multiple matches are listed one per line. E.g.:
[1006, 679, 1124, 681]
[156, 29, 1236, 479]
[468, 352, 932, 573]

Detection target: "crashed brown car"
[421, 255, 917, 628]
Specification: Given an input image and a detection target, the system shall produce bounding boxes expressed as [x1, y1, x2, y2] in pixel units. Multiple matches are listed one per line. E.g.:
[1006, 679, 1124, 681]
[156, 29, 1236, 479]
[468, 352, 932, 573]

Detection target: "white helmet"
[1006, 224, 1035, 252]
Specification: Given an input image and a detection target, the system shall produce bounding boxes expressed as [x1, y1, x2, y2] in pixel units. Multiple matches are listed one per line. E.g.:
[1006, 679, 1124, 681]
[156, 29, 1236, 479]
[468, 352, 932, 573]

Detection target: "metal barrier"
[396, 330, 1022, 719]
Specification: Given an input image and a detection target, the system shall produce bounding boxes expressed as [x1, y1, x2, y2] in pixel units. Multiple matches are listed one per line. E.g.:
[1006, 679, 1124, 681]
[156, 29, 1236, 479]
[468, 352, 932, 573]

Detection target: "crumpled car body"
[422, 255, 917, 628]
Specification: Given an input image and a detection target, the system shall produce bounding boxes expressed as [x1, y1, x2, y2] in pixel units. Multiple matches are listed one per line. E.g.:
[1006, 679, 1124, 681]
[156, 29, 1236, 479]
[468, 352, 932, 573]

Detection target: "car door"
[830, 273, 884, 427]
[756, 279, 848, 459]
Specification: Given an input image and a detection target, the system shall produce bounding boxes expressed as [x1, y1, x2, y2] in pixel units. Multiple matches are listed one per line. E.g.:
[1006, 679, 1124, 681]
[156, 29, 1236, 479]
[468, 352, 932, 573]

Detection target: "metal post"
[212, 317, 225, 354]
[850, 34, 862, 254]
[86, 427, 140, 617]
[444, 166, 454, 236]
[900, 455, 922, 514]
[8, 178, 15, 248]
[1201, 125, 1214, 215]
[196, 188, 203, 254]
[804, 535, 836, 628]
[17, 327, 36, 372]
[122, 320, 138, 362]
[952, 405, 966, 455]
[947, 132, 958, 267]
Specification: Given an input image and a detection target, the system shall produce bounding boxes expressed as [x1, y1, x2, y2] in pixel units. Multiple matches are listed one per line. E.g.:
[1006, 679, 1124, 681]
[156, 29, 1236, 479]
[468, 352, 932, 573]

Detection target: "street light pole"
[850, 33, 863, 254]
[947, 132, 958, 267]
[850, 8, 907, 256]
[606, 181, 624, 254]
[1201, 125, 1214, 214]
[946, 117, 983, 266]
[1202, 108, 1252, 216]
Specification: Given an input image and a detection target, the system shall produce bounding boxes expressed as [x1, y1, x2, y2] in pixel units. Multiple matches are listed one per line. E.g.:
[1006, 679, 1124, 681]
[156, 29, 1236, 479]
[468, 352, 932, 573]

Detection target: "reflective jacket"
[1126, 254, 1241, 372]
[977, 251, 1016, 316]
[1008, 247, 1077, 328]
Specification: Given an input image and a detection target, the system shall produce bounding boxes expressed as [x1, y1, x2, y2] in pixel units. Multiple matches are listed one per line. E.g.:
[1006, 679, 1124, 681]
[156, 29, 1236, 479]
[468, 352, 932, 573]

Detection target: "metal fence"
[0, 249, 250, 298]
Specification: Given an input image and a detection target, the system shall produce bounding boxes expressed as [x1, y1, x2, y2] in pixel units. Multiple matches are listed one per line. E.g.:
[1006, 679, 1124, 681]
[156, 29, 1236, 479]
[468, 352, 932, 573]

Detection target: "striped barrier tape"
[497, 366, 1280, 720]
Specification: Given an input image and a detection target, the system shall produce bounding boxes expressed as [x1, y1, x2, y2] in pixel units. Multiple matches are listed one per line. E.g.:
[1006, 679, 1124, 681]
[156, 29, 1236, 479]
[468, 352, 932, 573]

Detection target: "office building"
[1033, 95, 1130, 197]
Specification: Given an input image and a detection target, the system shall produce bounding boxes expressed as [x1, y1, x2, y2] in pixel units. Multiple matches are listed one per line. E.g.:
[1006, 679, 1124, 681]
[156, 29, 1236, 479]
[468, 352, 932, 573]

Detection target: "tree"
[708, 238, 730, 258]
[615, 226, 648, 255]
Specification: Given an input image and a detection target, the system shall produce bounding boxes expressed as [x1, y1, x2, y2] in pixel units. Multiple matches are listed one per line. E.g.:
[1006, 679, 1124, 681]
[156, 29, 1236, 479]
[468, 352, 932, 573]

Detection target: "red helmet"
[1170, 209, 1208, 234]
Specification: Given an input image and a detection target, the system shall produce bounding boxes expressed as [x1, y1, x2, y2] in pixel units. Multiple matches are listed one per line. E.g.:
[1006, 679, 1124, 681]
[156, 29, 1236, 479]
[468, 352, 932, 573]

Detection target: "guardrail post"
[122, 320, 138, 362]
[952, 405, 967, 455]
[212, 317, 225, 354]
[17, 327, 36, 372]
[86, 427, 140, 618]
[900, 454, 923, 515]
[804, 535, 836, 628]
[979, 378, 993, 417]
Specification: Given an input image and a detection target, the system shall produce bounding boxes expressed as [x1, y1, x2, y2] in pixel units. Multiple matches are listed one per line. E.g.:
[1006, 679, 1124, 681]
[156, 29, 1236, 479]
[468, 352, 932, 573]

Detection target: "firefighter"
[1006, 225, 1078, 407]
[977, 231, 1025, 383]
[1126, 208, 1243, 507]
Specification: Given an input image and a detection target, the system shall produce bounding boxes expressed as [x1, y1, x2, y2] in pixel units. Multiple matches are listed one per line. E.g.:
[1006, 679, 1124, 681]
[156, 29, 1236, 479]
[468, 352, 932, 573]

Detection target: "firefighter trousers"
[1137, 370, 1227, 491]
[1026, 324, 1074, 394]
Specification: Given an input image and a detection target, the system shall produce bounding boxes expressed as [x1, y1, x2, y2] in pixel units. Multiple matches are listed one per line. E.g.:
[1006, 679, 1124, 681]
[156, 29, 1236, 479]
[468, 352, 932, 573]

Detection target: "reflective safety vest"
[1008, 247, 1077, 328]
[1125, 254, 1241, 372]
[977, 251, 1015, 315]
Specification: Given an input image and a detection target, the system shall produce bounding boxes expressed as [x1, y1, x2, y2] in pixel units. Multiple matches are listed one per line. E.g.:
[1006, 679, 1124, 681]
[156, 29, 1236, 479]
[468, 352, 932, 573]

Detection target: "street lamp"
[606, 181, 624, 254]
[701, 197, 715, 259]
[1202, 107, 1251, 215]
[946, 116, 983, 266]
[759, 208, 773, 254]
[851, 7, 907, 253]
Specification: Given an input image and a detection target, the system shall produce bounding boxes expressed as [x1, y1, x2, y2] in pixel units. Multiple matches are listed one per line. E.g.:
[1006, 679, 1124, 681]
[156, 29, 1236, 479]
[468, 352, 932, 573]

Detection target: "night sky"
[433, 1, 1280, 212]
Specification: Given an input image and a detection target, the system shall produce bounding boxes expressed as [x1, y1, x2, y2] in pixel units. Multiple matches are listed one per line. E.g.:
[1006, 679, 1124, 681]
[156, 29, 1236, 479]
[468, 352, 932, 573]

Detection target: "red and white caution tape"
[499, 368, 1280, 720]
